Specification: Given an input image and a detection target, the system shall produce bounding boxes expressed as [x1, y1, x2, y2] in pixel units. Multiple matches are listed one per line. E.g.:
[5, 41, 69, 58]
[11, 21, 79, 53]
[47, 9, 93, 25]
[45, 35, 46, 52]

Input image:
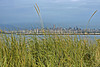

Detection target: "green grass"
[0, 34, 100, 67]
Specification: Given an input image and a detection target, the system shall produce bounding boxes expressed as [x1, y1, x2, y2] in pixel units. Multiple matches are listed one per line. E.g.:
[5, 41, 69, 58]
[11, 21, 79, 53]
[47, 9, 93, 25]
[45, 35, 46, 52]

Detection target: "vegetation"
[0, 34, 100, 67]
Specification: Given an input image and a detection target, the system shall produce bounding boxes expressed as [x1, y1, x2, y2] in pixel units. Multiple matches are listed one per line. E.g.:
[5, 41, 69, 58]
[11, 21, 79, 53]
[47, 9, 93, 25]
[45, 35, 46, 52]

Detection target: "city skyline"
[1, 24, 100, 35]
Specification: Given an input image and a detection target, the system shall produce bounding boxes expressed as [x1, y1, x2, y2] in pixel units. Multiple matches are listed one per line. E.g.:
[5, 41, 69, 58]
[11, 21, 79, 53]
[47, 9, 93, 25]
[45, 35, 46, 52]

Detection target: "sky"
[0, 0, 100, 28]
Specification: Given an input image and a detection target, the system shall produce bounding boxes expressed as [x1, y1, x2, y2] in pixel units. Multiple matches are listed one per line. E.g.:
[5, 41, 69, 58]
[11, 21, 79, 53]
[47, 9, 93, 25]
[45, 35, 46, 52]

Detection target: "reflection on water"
[0, 34, 100, 45]
[1, 34, 100, 39]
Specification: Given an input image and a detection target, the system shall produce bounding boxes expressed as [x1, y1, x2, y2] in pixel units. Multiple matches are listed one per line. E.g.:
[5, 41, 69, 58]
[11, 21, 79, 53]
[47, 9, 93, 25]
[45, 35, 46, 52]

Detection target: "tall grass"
[34, 3, 44, 29]
[86, 10, 98, 30]
[88, 10, 98, 24]
[0, 34, 100, 67]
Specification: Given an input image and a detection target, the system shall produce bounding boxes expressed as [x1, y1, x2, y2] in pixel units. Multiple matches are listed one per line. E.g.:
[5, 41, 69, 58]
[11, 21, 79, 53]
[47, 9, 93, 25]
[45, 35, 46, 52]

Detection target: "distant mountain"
[0, 24, 24, 31]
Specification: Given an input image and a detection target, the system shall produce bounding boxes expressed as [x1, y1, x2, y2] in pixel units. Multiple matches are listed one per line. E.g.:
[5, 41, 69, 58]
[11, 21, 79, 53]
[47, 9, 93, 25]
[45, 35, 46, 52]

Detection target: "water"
[0, 34, 99, 46]
[1, 34, 100, 40]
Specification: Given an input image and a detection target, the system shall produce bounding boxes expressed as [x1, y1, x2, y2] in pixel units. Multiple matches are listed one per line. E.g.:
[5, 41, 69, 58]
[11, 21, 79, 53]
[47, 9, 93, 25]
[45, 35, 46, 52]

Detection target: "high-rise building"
[53, 24, 55, 29]
[36, 27, 38, 34]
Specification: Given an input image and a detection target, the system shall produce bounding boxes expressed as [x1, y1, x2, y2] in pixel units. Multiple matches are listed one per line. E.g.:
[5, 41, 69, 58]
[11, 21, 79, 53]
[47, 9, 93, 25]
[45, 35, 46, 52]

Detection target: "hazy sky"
[0, 0, 100, 27]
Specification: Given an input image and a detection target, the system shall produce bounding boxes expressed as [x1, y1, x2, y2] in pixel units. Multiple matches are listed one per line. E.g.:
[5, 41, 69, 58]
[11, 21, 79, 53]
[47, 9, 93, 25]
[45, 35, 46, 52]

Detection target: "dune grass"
[0, 34, 100, 67]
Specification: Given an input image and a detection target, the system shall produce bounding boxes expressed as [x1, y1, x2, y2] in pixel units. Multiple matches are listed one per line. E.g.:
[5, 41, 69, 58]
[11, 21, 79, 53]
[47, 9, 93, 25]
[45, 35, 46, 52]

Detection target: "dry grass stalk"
[34, 3, 44, 29]
[34, 5, 39, 17]
[88, 10, 98, 24]
[86, 10, 98, 32]
[35, 3, 40, 13]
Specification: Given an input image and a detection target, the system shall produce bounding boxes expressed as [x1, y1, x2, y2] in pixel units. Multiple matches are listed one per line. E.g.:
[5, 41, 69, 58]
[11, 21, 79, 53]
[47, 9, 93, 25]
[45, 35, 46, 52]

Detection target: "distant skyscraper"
[53, 24, 55, 29]
[36, 27, 38, 34]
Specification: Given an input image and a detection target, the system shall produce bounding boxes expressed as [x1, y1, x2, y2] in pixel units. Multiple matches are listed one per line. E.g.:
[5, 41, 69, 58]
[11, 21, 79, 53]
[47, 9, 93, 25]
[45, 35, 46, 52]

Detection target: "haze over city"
[0, 0, 100, 28]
